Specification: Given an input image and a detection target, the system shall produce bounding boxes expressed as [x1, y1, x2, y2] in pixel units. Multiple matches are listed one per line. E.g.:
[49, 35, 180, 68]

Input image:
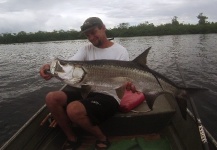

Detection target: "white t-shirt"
[69, 42, 129, 103]
[69, 43, 129, 61]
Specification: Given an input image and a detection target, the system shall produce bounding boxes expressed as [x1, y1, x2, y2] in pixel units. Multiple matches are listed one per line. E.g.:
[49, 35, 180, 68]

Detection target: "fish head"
[50, 59, 85, 85]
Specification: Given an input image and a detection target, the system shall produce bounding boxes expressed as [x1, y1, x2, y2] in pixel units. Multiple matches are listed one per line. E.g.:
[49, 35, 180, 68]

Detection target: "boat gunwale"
[0, 85, 67, 149]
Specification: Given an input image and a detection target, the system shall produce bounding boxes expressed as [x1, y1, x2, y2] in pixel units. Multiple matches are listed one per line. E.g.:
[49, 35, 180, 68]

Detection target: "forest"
[0, 13, 217, 44]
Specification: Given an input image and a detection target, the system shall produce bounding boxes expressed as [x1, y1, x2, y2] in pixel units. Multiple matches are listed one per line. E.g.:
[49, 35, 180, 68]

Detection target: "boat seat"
[100, 93, 176, 136]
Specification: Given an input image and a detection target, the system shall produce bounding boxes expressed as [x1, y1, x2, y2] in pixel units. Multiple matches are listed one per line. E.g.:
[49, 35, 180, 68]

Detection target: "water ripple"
[0, 34, 217, 146]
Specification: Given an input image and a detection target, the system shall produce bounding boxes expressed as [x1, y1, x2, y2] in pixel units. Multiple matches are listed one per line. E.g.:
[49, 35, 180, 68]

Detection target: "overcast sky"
[0, 0, 216, 34]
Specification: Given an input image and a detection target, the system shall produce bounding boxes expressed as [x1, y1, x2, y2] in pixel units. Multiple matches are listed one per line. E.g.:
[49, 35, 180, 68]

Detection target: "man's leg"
[66, 93, 119, 149]
[66, 101, 107, 141]
[45, 91, 77, 141]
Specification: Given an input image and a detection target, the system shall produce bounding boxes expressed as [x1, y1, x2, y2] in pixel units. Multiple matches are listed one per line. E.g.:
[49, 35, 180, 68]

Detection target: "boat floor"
[79, 134, 160, 150]
[35, 127, 172, 150]
[78, 134, 167, 150]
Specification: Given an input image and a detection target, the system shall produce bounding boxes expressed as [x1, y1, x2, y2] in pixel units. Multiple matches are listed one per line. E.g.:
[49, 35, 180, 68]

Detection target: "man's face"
[84, 26, 105, 47]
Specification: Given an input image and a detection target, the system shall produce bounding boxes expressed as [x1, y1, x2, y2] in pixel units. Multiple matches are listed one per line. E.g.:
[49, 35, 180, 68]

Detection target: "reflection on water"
[0, 34, 217, 146]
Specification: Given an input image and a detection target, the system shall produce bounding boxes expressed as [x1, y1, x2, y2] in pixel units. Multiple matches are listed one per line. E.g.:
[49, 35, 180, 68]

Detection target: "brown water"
[0, 34, 217, 146]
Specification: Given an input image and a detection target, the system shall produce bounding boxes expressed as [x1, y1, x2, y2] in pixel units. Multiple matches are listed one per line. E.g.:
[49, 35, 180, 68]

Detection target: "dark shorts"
[64, 89, 119, 125]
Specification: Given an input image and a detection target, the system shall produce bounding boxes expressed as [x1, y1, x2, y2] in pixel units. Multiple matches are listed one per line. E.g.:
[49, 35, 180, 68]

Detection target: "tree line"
[1, 13, 217, 44]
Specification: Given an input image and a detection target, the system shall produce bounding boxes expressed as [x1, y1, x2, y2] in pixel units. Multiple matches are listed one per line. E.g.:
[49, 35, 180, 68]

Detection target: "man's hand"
[125, 82, 138, 93]
[39, 64, 53, 80]
[120, 82, 145, 112]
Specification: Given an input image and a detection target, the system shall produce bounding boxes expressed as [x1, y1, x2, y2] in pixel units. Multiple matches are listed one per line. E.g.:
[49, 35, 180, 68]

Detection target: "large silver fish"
[49, 47, 198, 118]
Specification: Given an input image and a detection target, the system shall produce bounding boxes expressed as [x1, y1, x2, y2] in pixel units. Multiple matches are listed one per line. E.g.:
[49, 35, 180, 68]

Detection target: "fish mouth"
[50, 59, 58, 75]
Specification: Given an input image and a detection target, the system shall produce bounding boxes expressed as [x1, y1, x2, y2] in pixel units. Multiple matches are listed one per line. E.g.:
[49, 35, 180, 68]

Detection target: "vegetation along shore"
[1, 13, 217, 44]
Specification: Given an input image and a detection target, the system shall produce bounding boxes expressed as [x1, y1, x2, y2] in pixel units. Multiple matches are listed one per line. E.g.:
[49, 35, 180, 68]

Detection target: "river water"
[0, 34, 217, 146]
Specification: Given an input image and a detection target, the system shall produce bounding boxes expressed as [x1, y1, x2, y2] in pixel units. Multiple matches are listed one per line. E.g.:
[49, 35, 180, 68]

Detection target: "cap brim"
[80, 25, 97, 35]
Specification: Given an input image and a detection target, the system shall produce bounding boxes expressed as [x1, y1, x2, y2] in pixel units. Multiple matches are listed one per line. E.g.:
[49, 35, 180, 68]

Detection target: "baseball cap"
[80, 17, 103, 33]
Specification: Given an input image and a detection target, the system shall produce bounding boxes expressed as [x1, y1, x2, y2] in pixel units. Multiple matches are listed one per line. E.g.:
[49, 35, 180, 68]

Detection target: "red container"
[119, 90, 145, 113]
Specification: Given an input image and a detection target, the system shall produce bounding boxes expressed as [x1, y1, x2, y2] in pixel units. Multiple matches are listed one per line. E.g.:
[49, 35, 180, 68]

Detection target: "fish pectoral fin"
[145, 95, 155, 110]
[80, 85, 92, 99]
[115, 86, 126, 99]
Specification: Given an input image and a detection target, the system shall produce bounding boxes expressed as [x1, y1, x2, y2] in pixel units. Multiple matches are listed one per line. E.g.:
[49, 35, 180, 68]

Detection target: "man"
[40, 17, 129, 150]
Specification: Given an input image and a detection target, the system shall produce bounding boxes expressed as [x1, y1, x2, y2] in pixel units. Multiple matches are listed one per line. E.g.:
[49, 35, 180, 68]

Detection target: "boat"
[1, 84, 217, 150]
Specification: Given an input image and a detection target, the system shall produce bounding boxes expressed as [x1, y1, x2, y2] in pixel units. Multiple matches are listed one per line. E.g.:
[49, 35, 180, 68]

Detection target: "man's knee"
[45, 91, 67, 106]
[66, 101, 86, 121]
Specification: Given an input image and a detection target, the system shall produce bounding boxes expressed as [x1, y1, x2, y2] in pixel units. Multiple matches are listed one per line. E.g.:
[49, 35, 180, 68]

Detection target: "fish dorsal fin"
[132, 47, 151, 67]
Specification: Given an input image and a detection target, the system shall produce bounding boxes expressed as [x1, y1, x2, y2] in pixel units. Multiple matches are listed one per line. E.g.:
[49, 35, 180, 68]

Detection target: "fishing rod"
[175, 60, 209, 150]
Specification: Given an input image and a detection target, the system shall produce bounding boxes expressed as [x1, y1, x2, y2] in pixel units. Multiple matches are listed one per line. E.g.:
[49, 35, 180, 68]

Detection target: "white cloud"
[0, 0, 216, 33]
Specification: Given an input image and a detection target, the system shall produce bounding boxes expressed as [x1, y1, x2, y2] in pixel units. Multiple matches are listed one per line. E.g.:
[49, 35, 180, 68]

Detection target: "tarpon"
[48, 47, 198, 118]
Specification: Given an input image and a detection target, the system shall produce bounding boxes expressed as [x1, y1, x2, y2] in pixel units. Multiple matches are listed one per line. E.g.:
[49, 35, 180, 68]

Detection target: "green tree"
[172, 16, 179, 25]
[117, 23, 130, 29]
[197, 13, 208, 25]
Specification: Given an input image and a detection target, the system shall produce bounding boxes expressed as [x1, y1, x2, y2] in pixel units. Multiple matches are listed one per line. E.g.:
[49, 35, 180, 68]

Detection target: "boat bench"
[101, 94, 176, 136]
